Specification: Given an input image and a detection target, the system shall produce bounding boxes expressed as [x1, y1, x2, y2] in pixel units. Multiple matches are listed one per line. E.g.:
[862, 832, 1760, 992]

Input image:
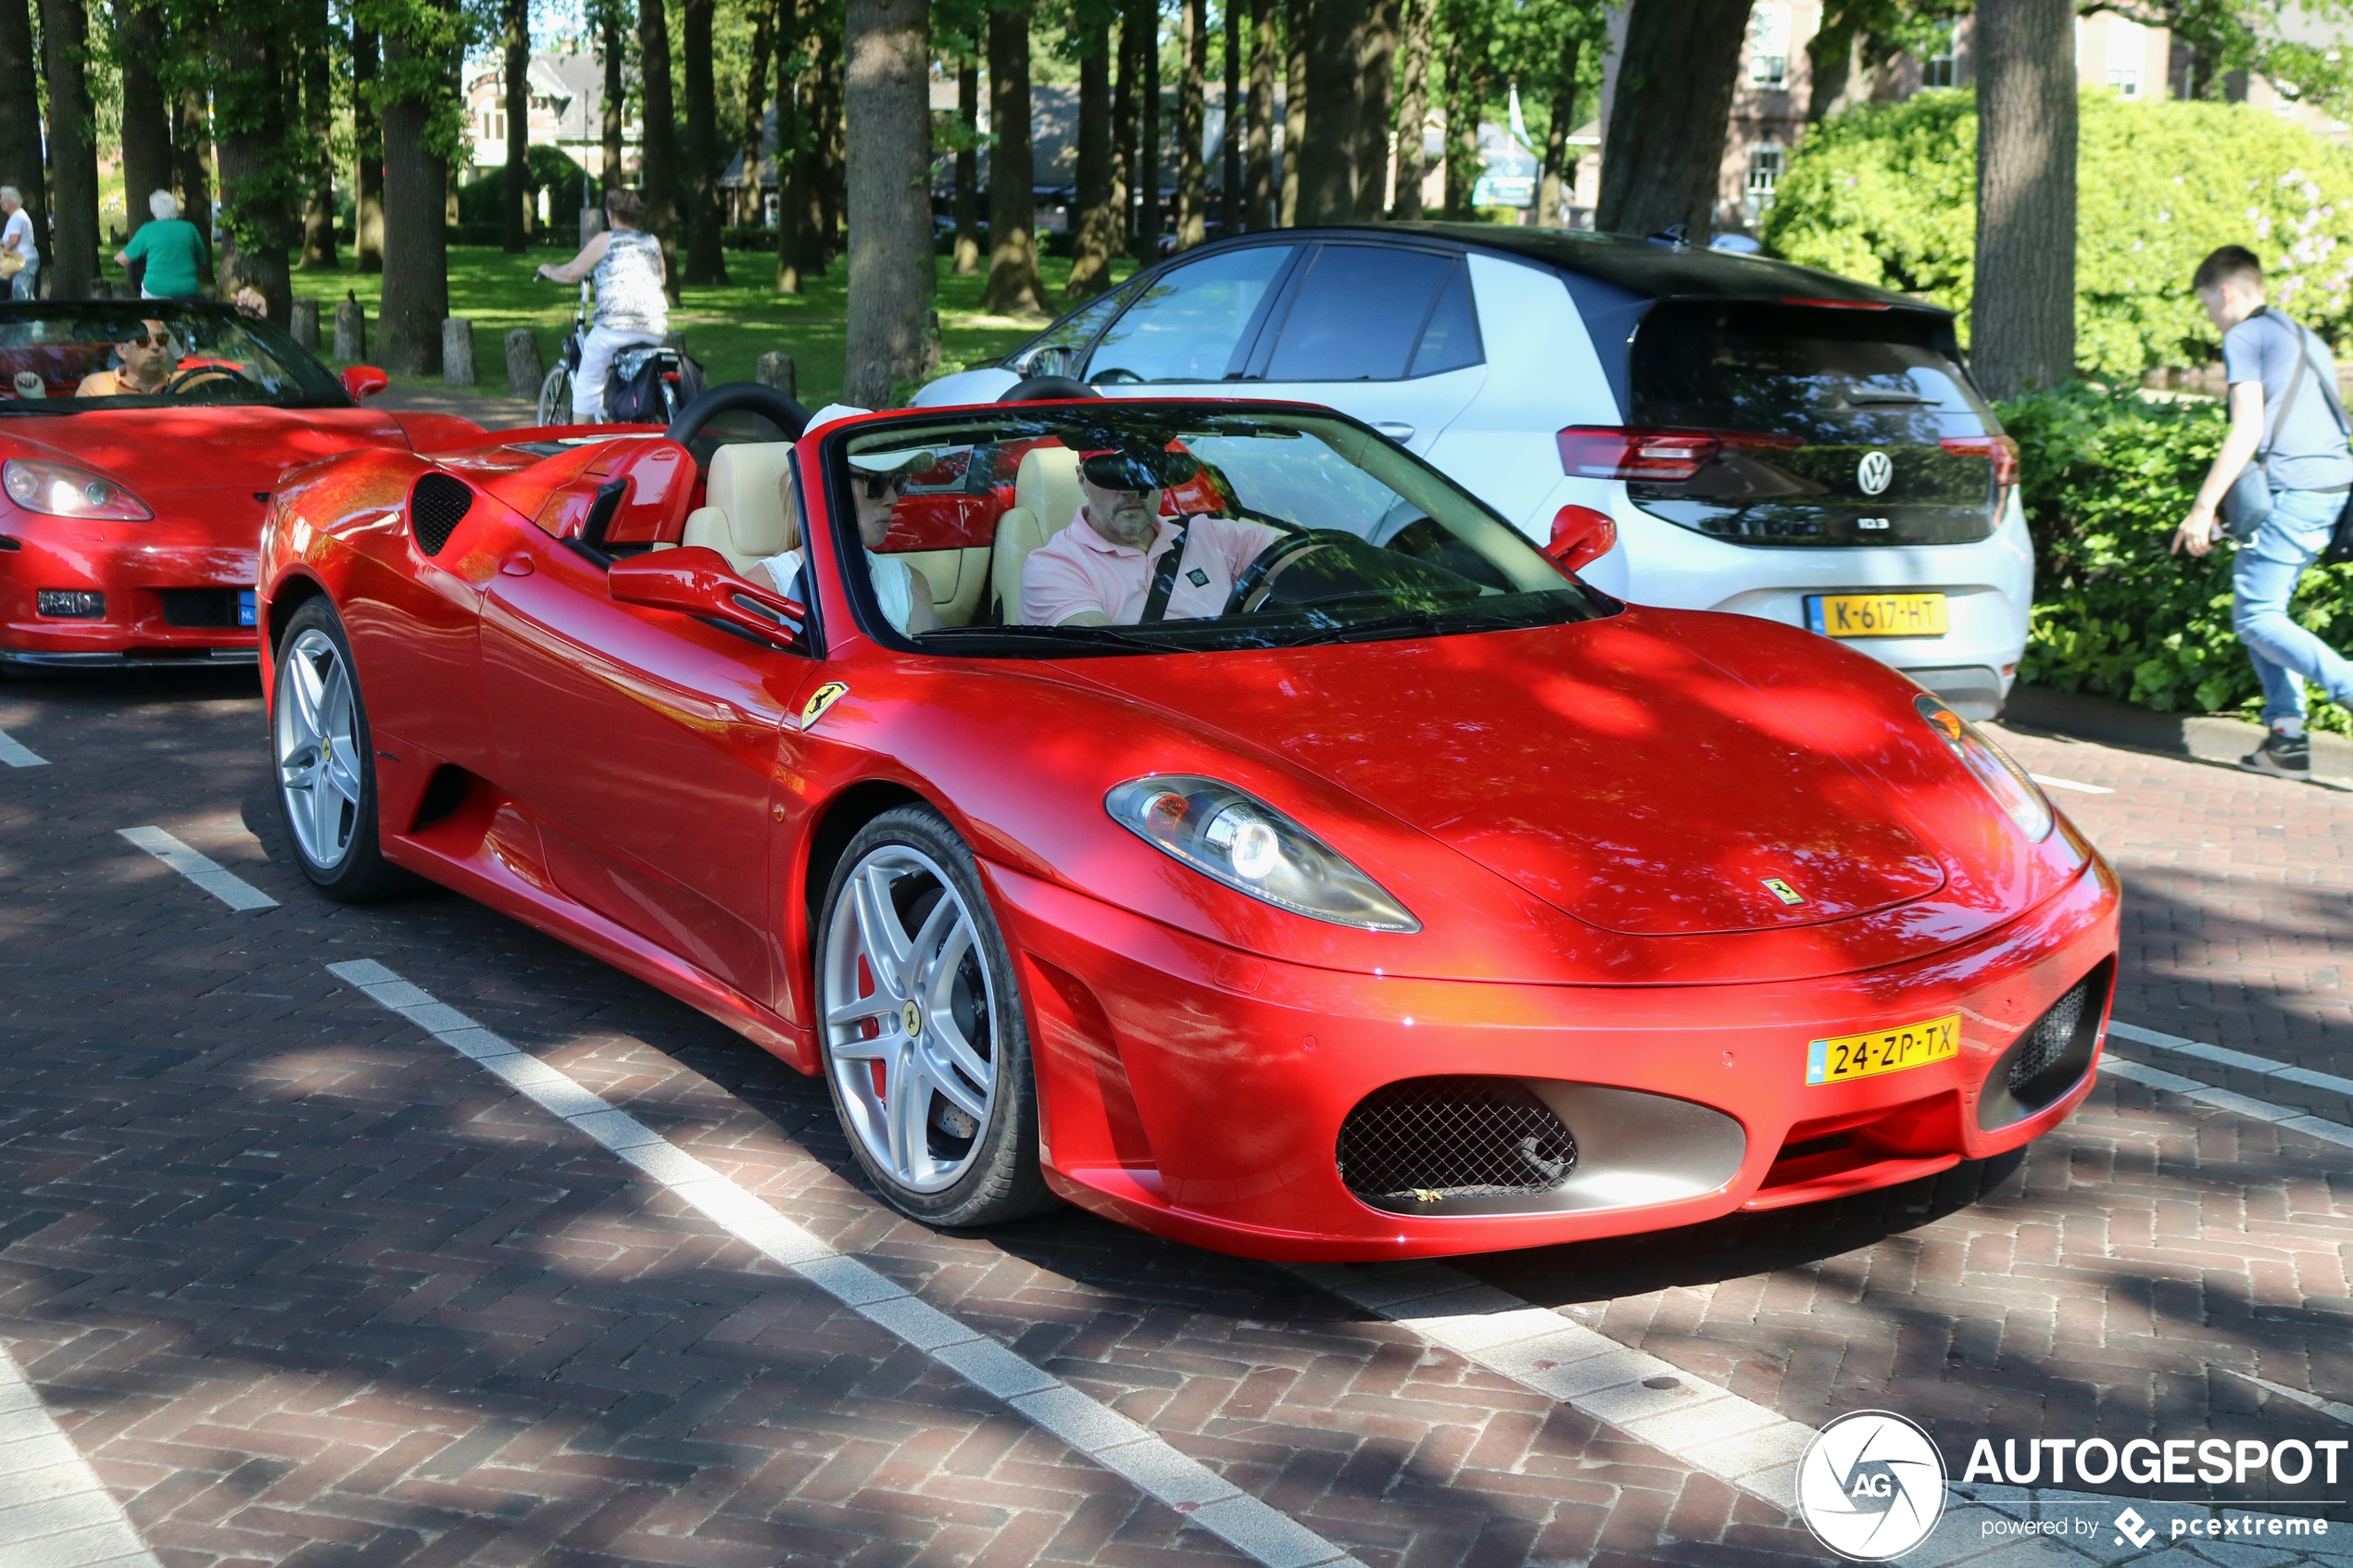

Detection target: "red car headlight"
[3, 458, 154, 521]
[1915, 693, 2052, 841]
[1106, 775, 1420, 933]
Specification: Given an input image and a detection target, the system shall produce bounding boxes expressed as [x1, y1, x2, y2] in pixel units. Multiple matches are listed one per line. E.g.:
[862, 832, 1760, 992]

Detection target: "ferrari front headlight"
[1106, 775, 1420, 932]
[1914, 693, 2053, 841]
[2, 458, 153, 521]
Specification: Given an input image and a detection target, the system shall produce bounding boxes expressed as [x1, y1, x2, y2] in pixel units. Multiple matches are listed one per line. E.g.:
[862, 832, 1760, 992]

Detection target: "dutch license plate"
[1806, 592, 1948, 638]
[238, 589, 257, 627]
[1806, 1012, 1961, 1085]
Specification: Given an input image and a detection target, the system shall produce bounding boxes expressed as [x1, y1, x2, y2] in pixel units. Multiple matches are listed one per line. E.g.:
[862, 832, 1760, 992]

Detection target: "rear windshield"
[1629, 303, 1990, 444]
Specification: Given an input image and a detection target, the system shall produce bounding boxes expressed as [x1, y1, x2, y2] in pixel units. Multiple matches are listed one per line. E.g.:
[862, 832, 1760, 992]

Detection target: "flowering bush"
[1763, 89, 2353, 375]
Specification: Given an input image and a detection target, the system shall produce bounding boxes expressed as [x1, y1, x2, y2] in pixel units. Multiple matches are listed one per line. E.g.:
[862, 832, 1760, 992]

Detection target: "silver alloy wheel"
[275, 626, 364, 869]
[823, 845, 999, 1194]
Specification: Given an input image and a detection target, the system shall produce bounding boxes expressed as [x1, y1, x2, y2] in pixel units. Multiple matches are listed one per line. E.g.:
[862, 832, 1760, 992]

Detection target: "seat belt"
[1139, 522, 1191, 623]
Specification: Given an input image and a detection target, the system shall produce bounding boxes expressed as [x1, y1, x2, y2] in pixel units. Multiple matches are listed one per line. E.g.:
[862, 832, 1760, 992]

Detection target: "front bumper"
[0, 504, 261, 663]
[988, 850, 2120, 1261]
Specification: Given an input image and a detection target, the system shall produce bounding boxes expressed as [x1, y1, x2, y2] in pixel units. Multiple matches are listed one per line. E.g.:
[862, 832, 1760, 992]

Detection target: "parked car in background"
[915, 225, 2033, 719]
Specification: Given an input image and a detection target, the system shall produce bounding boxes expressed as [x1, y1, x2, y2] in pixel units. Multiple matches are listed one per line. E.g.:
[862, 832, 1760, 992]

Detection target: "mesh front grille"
[1337, 1076, 1577, 1201]
[158, 588, 239, 628]
[409, 473, 473, 557]
[2008, 978, 2089, 1092]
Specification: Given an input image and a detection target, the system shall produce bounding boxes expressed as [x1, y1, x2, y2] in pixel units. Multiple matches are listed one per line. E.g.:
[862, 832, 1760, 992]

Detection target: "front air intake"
[409, 473, 473, 557]
[1337, 1076, 1577, 1210]
[1978, 961, 2110, 1130]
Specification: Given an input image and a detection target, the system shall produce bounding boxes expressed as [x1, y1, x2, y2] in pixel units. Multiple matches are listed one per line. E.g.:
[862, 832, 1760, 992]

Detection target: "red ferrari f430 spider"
[0, 300, 479, 669]
[256, 384, 2119, 1261]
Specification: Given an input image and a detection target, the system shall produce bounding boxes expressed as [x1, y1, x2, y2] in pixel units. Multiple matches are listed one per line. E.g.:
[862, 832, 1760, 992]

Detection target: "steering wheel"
[1090, 367, 1142, 384]
[663, 381, 813, 446]
[164, 363, 260, 396]
[1223, 531, 1341, 615]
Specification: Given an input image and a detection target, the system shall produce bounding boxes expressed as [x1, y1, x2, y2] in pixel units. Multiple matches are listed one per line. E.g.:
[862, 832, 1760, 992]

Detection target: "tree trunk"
[599, 0, 623, 195]
[1246, 0, 1273, 229]
[1114, 7, 1138, 244]
[116, 1, 171, 241]
[1594, 0, 1748, 240]
[1222, 0, 1241, 233]
[1972, 0, 2076, 397]
[953, 59, 979, 273]
[984, 4, 1044, 312]
[1440, 17, 1476, 220]
[1292, 0, 1361, 223]
[1388, 0, 1426, 220]
[215, 17, 292, 322]
[1176, 0, 1205, 249]
[638, 0, 683, 296]
[1806, 12, 1857, 124]
[503, 0, 530, 252]
[1280, 0, 1304, 225]
[815, 24, 844, 264]
[300, 0, 337, 265]
[1138, 0, 1162, 255]
[775, 0, 805, 290]
[1535, 25, 1577, 226]
[842, 0, 934, 405]
[382, 19, 452, 375]
[682, 0, 728, 282]
[40, 0, 101, 295]
[352, 27, 384, 270]
[0, 0, 42, 269]
[172, 84, 216, 283]
[742, 1, 772, 229]
[1352, 0, 1394, 220]
[1069, 21, 1118, 296]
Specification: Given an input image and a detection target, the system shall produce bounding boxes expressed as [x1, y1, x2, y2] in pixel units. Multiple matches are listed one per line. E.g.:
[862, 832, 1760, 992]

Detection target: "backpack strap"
[1139, 522, 1190, 623]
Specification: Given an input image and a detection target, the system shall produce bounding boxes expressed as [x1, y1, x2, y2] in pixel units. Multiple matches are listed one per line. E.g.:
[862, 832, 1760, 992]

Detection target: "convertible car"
[256, 383, 2119, 1261]
[0, 299, 480, 669]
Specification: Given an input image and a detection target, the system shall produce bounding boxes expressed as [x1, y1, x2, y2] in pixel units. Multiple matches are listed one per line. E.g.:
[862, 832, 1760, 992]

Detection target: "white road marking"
[0, 728, 47, 768]
[2030, 772, 2114, 795]
[2221, 1368, 2353, 1429]
[2098, 1056, 2353, 1149]
[0, 1339, 164, 1568]
[116, 827, 278, 911]
[2109, 1019, 2353, 1101]
[324, 960, 1362, 1568]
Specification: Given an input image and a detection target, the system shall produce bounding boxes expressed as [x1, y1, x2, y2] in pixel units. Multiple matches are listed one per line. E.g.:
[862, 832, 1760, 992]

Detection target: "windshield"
[0, 302, 349, 411]
[833, 405, 1613, 657]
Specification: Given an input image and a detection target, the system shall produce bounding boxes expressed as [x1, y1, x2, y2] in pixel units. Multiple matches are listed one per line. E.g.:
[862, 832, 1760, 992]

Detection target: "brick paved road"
[0, 674, 2347, 1568]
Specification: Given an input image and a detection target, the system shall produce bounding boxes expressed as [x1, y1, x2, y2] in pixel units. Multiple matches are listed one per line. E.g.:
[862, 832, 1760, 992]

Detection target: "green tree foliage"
[1764, 86, 2353, 376]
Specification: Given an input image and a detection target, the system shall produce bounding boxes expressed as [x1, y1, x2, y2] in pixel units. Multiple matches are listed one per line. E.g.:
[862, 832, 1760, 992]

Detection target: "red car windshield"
[0, 302, 349, 411]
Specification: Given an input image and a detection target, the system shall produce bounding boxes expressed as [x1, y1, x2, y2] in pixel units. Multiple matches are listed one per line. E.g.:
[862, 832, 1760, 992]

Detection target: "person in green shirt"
[116, 190, 208, 299]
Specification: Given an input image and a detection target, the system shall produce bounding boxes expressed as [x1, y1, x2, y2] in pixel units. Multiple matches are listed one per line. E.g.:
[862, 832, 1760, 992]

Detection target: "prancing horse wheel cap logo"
[1795, 1409, 1946, 1561]
[1857, 450, 1894, 495]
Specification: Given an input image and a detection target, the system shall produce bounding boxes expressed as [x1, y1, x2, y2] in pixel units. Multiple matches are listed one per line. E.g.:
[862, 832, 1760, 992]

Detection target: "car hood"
[3, 404, 409, 497]
[1053, 614, 1947, 936]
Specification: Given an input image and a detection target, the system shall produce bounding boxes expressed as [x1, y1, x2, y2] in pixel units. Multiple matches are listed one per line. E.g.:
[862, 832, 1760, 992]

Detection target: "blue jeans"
[2233, 485, 2353, 724]
[8, 257, 34, 299]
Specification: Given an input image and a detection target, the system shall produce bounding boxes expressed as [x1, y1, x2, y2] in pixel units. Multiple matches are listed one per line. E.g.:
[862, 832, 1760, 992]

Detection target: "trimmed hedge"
[2004, 383, 2353, 727]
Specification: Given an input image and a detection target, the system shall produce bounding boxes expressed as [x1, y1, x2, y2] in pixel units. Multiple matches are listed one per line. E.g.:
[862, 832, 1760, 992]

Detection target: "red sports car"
[0, 299, 481, 670]
[256, 383, 2120, 1261]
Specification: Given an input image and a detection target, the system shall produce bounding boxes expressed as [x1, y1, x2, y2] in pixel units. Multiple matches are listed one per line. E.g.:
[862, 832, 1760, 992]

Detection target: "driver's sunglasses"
[125, 333, 175, 349]
[858, 473, 909, 501]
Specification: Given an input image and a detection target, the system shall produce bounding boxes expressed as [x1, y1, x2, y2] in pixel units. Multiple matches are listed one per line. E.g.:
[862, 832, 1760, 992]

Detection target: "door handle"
[499, 553, 535, 577]
[1372, 421, 1416, 443]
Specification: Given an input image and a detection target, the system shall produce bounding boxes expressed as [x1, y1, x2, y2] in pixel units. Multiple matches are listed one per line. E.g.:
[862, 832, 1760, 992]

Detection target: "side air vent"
[1978, 961, 2110, 1130]
[409, 472, 473, 557]
[1338, 1075, 1578, 1210]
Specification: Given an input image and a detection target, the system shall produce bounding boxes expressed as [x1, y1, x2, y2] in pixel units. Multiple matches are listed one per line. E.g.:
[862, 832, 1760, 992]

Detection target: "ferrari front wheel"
[271, 599, 408, 902]
[818, 806, 1054, 1228]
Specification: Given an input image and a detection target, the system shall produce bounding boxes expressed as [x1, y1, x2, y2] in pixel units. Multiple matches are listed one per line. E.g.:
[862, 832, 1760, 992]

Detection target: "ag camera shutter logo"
[1856, 450, 1894, 495]
[1796, 1410, 1947, 1561]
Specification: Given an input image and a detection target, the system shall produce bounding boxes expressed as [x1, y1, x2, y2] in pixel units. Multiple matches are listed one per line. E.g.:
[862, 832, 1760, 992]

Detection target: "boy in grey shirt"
[2172, 245, 2353, 776]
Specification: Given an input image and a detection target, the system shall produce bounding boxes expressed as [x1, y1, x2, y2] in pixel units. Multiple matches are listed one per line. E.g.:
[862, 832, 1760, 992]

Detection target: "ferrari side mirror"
[342, 365, 390, 401]
[608, 546, 805, 651]
[1545, 503, 1618, 576]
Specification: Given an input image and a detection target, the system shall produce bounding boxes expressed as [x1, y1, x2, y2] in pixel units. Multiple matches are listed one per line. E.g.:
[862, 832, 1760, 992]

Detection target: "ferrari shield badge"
[799, 681, 849, 731]
[1762, 877, 1806, 906]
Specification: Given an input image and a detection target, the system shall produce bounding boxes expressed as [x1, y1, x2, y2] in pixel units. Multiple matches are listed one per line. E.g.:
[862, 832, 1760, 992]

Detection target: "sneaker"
[2243, 729, 2311, 776]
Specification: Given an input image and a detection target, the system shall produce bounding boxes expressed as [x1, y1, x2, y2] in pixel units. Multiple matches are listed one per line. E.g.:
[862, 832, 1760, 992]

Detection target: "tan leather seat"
[988, 446, 1085, 623]
[682, 442, 798, 575]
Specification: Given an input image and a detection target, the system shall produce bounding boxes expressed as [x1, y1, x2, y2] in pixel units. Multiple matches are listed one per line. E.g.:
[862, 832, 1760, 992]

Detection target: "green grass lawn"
[285, 245, 1135, 412]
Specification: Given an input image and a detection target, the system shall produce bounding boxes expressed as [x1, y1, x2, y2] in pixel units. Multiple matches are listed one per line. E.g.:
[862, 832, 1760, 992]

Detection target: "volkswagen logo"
[1856, 451, 1894, 495]
[1794, 1410, 1946, 1561]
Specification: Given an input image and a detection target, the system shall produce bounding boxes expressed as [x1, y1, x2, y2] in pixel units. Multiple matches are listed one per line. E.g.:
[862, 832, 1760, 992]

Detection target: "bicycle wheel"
[537, 363, 572, 426]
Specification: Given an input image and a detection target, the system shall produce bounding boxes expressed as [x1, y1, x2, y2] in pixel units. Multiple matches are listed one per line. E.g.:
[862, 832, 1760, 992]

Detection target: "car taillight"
[1940, 434, 2020, 488]
[1556, 426, 1802, 483]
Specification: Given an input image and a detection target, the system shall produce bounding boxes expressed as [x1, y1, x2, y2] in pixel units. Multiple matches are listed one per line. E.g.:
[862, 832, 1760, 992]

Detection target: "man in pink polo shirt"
[1020, 443, 1284, 627]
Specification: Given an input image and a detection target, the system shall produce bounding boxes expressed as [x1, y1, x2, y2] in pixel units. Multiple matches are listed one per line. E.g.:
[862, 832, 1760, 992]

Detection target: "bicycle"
[536, 276, 697, 427]
[535, 281, 589, 427]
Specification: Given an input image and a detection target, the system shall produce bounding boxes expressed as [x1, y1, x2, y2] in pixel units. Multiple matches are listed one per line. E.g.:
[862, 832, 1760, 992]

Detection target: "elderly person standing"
[536, 187, 667, 422]
[1, 187, 37, 301]
[116, 191, 208, 300]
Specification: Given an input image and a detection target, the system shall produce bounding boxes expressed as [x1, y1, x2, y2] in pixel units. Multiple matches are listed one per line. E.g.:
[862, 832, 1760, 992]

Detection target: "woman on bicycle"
[537, 187, 668, 423]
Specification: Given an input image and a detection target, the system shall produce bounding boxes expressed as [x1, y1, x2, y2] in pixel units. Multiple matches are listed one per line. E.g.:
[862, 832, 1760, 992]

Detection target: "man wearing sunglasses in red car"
[1019, 442, 1280, 627]
[73, 320, 181, 396]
